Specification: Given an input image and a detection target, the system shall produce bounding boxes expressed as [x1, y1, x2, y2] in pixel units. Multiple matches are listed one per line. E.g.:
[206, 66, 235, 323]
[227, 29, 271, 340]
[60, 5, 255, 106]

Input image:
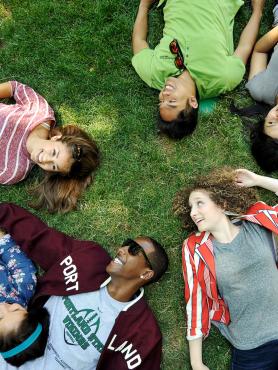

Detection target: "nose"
[117, 246, 127, 255]
[190, 205, 197, 219]
[41, 150, 53, 164]
[162, 89, 170, 97]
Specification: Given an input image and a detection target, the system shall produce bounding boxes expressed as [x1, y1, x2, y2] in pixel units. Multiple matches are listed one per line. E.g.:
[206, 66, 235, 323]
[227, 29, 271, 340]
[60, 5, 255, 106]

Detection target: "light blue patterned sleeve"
[0, 234, 37, 306]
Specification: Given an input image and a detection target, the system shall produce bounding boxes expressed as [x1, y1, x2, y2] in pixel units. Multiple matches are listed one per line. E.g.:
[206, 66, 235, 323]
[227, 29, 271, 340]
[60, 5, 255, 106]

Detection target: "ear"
[188, 96, 198, 109]
[50, 135, 62, 141]
[140, 269, 154, 282]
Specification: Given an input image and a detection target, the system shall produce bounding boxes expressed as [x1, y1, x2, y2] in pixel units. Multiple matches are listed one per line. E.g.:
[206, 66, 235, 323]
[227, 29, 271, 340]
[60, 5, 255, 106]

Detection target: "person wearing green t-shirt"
[132, 0, 265, 140]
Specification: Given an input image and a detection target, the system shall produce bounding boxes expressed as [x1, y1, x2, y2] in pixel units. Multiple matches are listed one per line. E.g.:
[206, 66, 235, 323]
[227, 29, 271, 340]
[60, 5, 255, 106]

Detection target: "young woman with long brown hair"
[0, 81, 100, 213]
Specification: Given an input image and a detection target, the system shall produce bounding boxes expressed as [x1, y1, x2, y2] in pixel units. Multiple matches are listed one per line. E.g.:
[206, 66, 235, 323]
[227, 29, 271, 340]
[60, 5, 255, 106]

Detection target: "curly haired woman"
[0, 81, 100, 213]
[174, 167, 278, 370]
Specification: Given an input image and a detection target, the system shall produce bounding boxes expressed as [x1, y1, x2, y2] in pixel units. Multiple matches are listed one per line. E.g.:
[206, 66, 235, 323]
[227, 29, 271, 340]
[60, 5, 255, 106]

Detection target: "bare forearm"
[189, 337, 207, 370]
[0, 228, 6, 238]
[253, 174, 278, 193]
[0, 81, 12, 99]
[235, 169, 278, 193]
[234, 4, 264, 65]
[132, 2, 150, 54]
[254, 26, 278, 53]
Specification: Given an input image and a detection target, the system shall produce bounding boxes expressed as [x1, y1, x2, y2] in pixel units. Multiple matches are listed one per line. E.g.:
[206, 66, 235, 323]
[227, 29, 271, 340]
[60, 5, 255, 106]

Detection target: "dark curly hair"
[158, 104, 199, 139]
[173, 167, 259, 231]
[144, 237, 169, 285]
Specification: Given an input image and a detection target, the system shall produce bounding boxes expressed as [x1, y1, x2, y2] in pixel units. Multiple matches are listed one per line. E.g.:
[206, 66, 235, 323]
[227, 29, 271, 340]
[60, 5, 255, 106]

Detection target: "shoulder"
[223, 55, 245, 90]
[123, 297, 161, 337]
[132, 48, 159, 89]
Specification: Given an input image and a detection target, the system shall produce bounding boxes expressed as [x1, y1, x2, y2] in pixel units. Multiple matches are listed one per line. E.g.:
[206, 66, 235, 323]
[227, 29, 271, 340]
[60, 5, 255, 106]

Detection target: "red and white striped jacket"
[182, 201, 278, 340]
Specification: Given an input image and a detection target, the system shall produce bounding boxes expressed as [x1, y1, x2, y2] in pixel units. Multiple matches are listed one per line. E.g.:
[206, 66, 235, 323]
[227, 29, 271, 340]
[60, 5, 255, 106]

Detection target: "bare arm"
[0, 81, 12, 99]
[189, 338, 209, 370]
[132, 0, 154, 55]
[235, 169, 278, 193]
[234, 1, 264, 65]
[0, 228, 6, 237]
[249, 26, 278, 80]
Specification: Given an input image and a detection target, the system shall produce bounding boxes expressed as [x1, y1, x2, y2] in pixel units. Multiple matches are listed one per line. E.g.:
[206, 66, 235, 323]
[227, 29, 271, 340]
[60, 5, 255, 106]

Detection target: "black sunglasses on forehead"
[122, 239, 153, 270]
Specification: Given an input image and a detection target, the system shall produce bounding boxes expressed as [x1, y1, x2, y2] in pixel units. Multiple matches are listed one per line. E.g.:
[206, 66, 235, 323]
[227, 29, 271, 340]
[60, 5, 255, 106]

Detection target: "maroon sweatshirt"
[0, 203, 162, 370]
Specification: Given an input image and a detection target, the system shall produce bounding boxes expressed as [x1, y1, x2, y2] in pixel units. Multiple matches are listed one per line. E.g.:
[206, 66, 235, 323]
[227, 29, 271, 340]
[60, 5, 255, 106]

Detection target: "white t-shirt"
[0, 287, 128, 370]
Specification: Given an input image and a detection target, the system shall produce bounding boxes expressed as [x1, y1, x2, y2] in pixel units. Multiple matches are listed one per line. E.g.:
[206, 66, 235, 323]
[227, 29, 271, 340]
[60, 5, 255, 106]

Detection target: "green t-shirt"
[132, 0, 245, 99]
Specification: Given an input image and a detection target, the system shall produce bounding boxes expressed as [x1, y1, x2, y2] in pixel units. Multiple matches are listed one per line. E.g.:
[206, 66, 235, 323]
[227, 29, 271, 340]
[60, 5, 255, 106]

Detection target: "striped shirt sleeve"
[0, 81, 55, 185]
[182, 239, 210, 340]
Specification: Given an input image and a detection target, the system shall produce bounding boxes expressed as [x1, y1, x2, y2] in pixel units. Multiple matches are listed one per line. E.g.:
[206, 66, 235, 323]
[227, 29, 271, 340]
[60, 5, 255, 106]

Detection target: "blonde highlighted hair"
[30, 125, 100, 213]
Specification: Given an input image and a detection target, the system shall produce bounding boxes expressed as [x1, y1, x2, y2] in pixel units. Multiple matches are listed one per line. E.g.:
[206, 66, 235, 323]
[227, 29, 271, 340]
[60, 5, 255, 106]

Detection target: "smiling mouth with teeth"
[113, 257, 123, 265]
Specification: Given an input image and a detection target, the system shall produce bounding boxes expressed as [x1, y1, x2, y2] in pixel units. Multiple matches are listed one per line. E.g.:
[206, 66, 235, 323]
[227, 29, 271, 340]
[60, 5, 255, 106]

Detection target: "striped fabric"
[182, 201, 278, 340]
[0, 81, 55, 185]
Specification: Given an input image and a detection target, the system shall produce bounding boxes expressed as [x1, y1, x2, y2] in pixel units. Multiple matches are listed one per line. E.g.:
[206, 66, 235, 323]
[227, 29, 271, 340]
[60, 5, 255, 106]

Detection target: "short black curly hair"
[158, 104, 199, 139]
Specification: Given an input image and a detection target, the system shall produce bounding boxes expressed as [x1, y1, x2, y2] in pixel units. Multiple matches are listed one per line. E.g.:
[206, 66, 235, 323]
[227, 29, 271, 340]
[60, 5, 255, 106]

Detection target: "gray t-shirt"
[245, 44, 278, 106]
[0, 286, 128, 370]
[212, 221, 278, 350]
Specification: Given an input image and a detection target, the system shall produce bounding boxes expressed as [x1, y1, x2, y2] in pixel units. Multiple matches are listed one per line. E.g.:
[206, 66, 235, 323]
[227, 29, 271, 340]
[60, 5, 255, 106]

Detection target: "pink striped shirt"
[0, 81, 55, 185]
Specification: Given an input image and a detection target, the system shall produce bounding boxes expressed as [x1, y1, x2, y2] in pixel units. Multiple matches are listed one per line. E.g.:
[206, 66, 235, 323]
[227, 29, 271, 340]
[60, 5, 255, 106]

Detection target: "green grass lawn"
[0, 1, 276, 369]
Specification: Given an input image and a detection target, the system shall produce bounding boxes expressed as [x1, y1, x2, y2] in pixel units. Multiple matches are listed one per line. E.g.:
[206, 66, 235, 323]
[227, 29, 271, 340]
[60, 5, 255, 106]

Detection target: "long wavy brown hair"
[30, 125, 100, 213]
[173, 167, 259, 231]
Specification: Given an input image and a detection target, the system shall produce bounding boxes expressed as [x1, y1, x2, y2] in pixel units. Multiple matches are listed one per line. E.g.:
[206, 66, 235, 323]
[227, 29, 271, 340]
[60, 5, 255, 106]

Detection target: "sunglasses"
[169, 39, 186, 70]
[122, 239, 153, 270]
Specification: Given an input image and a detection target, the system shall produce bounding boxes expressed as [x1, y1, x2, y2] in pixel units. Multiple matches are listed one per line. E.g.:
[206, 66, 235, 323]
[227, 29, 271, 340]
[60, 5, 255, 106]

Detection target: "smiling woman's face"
[189, 190, 225, 233]
[264, 104, 278, 139]
[29, 136, 74, 173]
[0, 303, 27, 336]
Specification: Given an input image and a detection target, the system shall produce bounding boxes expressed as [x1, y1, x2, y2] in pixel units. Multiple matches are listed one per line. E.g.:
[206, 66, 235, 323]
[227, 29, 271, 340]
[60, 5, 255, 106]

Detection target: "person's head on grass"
[231, 100, 278, 172]
[0, 303, 49, 367]
[29, 125, 100, 213]
[106, 236, 169, 295]
[173, 167, 258, 232]
[158, 75, 199, 139]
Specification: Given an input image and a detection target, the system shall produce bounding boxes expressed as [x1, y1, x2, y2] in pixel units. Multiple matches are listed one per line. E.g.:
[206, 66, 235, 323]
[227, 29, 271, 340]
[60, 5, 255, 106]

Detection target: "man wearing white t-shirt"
[0, 203, 169, 370]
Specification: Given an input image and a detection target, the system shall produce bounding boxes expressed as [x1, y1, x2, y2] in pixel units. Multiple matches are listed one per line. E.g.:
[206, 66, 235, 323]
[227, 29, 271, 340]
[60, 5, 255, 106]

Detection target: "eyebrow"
[54, 149, 60, 171]
[159, 100, 177, 109]
[189, 196, 203, 204]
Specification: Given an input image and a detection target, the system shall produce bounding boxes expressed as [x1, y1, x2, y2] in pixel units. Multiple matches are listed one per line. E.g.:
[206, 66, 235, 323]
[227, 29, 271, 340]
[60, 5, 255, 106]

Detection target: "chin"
[196, 224, 208, 233]
[106, 263, 112, 274]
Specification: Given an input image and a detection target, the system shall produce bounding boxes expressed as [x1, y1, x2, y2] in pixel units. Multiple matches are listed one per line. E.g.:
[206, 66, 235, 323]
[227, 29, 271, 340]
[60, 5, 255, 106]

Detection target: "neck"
[211, 217, 240, 244]
[179, 70, 196, 96]
[26, 125, 49, 154]
[106, 278, 141, 302]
